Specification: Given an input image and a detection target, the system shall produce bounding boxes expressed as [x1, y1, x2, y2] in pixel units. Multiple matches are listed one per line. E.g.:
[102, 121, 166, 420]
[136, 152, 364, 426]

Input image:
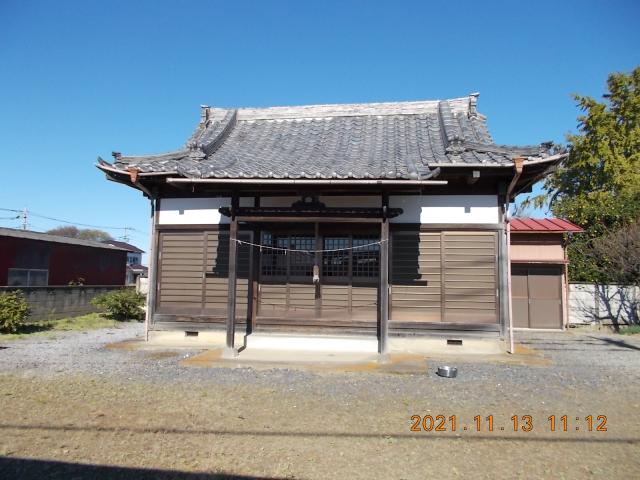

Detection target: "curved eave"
[96, 151, 566, 194]
[430, 151, 567, 168]
[97, 159, 178, 177]
[512, 153, 568, 196]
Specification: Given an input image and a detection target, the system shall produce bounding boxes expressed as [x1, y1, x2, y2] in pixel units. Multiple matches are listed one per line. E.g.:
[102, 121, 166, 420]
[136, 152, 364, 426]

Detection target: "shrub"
[0, 291, 30, 333]
[91, 289, 145, 321]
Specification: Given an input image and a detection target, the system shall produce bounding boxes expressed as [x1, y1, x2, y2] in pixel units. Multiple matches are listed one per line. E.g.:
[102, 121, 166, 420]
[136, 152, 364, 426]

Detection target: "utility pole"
[21, 208, 28, 230]
[122, 227, 130, 243]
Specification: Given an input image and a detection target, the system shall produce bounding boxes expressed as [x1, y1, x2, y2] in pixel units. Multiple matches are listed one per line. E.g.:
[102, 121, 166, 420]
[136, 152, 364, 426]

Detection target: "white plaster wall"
[158, 197, 253, 225]
[158, 195, 499, 225]
[389, 195, 499, 224]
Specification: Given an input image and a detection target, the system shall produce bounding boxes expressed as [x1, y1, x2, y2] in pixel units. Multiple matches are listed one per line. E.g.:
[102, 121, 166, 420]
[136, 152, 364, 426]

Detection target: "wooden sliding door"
[256, 227, 379, 325]
[155, 229, 251, 321]
[390, 229, 498, 325]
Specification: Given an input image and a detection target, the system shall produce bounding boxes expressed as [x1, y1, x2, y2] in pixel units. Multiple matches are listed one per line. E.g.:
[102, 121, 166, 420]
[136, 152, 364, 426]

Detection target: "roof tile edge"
[228, 95, 474, 121]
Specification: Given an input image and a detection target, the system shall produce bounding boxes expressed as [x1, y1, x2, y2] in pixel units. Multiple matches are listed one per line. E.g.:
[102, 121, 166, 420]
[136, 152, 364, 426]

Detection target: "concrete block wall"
[0, 286, 127, 321]
[569, 283, 639, 325]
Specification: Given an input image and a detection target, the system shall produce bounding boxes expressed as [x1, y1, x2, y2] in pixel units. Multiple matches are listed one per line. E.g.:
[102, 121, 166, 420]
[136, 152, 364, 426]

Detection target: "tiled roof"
[103, 240, 145, 253]
[104, 95, 555, 181]
[0, 227, 129, 251]
[510, 218, 583, 233]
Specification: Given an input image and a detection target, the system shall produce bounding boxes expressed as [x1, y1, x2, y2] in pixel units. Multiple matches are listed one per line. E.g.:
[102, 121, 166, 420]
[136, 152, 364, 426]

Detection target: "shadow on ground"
[1, 423, 637, 445]
[0, 456, 278, 480]
[11, 323, 54, 334]
[590, 336, 640, 351]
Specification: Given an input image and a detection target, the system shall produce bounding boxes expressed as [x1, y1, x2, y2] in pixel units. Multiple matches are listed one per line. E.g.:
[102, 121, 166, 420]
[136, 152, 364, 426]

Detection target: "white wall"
[158, 195, 499, 225]
[390, 195, 499, 224]
[158, 197, 253, 225]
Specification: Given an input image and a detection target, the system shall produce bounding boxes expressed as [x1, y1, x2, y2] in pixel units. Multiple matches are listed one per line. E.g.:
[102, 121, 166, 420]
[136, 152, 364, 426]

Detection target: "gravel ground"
[1, 324, 639, 479]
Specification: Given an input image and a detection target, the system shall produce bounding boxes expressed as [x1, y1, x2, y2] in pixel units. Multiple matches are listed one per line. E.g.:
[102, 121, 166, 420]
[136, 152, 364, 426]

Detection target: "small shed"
[510, 218, 583, 329]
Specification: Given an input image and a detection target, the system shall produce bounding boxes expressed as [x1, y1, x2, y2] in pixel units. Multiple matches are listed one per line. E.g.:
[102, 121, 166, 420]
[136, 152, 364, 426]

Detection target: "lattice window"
[261, 232, 380, 282]
[260, 232, 287, 277]
[289, 235, 314, 278]
[322, 237, 350, 278]
[352, 236, 379, 279]
[261, 233, 314, 279]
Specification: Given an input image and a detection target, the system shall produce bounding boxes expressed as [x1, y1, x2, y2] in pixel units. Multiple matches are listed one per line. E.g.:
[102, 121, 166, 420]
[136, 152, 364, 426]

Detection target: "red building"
[0, 228, 127, 286]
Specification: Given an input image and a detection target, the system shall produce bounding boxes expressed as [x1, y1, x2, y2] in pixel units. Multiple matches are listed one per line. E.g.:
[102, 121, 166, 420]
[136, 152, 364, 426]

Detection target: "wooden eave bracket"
[127, 167, 140, 183]
[505, 156, 526, 205]
[513, 156, 525, 174]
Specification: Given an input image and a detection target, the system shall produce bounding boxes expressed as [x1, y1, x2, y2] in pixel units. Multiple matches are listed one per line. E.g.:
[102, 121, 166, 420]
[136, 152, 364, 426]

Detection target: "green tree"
[529, 67, 640, 283]
[77, 229, 113, 242]
[47, 226, 112, 242]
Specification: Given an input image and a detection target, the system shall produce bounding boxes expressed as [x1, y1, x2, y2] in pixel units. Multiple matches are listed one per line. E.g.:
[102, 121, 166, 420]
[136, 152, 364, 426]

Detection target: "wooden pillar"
[498, 221, 510, 340]
[314, 222, 322, 317]
[250, 195, 261, 334]
[379, 193, 390, 355]
[226, 195, 239, 354]
[145, 196, 160, 342]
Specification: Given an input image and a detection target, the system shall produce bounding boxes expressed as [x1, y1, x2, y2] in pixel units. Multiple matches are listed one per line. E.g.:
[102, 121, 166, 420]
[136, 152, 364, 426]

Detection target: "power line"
[29, 212, 144, 232]
[234, 238, 386, 254]
[0, 207, 149, 235]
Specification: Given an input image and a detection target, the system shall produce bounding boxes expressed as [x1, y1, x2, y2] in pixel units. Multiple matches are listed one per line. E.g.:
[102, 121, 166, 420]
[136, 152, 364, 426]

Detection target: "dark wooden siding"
[155, 227, 499, 327]
[158, 232, 203, 314]
[204, 231, 249, 316]
[390, 231, 441, 321]
[156, 230, 250, 319]
[442, 231, 497, 323]
[391, 229, 498, 324]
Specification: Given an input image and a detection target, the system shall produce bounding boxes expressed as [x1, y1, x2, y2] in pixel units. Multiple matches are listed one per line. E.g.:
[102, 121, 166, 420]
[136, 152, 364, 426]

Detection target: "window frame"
[7, 268, 49, 287]
[259, 230, 380, 286]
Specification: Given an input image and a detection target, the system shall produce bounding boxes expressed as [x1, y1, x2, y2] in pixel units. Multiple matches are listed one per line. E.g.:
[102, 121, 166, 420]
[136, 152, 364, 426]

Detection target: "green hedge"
[91, 289, 145, 321]
[0, 291, 30, 333]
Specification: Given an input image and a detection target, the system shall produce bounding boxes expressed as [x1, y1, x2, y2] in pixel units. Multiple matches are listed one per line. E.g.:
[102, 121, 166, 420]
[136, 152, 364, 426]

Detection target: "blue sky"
[1, 0, 638, 262]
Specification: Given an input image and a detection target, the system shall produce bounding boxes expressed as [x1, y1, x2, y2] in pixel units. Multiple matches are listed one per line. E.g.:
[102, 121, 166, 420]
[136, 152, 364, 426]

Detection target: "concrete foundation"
[146, 330, 505, 356]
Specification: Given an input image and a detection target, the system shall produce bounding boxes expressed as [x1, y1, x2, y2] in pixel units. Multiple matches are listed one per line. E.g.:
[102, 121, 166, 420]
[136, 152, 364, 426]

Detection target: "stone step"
[247, 333, 378, 353]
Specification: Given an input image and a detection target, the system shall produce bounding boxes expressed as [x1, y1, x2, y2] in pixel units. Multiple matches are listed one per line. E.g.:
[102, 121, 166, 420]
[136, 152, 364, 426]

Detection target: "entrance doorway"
[256, 225, 380, 326]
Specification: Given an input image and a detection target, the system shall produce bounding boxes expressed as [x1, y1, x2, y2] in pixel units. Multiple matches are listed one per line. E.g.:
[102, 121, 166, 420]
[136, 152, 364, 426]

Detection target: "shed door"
[511, 265, 562, 329]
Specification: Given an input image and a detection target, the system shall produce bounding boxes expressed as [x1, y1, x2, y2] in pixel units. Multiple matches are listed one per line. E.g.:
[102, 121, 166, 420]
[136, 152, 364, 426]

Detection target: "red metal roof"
[510, 218, 583, 233]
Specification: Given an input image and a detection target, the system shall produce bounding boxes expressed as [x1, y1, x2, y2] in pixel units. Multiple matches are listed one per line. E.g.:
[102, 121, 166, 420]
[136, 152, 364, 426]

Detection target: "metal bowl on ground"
[436, 366, 458, 378]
